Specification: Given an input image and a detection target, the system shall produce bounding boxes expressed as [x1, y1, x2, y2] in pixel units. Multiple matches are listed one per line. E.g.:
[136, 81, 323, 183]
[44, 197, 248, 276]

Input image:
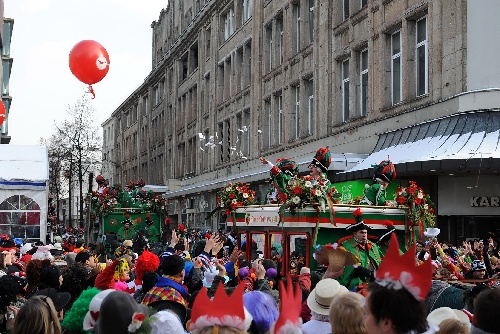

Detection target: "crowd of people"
[0, 220, 498, 334]
[0, 147, 497, 334]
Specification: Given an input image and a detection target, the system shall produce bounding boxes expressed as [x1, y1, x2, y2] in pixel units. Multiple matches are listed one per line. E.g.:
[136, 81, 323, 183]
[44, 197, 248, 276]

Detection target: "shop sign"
[470, 196, 500, 207]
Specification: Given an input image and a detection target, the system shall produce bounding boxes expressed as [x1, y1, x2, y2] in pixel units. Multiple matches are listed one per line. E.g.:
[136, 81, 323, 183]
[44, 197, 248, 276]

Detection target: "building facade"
[103, 0, 500, 241]
[1, 1, 13, 144]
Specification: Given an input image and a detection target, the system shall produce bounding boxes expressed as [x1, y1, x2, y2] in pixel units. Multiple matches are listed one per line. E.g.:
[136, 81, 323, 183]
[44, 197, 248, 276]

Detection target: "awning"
[337, 110, 500, 181]
[165, 153, 368, 198]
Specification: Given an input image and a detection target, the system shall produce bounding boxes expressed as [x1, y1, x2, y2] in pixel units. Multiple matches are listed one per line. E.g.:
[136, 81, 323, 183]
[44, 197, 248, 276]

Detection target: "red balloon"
[0, 101, 5, 126]
[69, 40, 110, 85]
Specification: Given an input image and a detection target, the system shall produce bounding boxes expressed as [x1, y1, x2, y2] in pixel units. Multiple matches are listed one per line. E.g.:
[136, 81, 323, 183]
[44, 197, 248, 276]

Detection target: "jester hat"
[309, 147, 332, 173]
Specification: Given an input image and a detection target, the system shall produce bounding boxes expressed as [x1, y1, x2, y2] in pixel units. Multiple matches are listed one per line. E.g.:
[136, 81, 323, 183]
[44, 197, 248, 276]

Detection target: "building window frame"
[294, 85, 301, 139]
[342, 58, 350, 122]
[416, 16, 428, 97]
[391, 30, 402, 105]
[359, 49, 368, 116]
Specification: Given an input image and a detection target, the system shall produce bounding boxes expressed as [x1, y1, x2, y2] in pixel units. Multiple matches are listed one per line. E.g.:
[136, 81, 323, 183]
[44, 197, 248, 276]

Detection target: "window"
[242, 110, 251, 157]
[225, 119, 231, 160]
[236, 47, 244, 91]
[342, 59, 350, 122]
[190, 42, 199, 71]
[245, 42, 252, 86]
[0, 195, 42, 241]
[218, 122, 224, 162]
[309, 0, 314, 44]
[275, 93, 283, 145]
[266, 99, 272, 148]
[360, 49, 368, 116]
[266, 24, 273, 72]
[205, 27, 211, 57]
[242, 0, 253, 23]
[276, 16, 284, 64]
[225, 56, 232, 99]
[294, 85, 300, 139]
[343, 0, 350, 20]
[306, 78, 313, 135]
[217, 63, 224, 103]
[391, 31, 402, 105]
[224, 8, 235, 40]
[180, 53, 189, 81]
[361, 0, 367, 7]
[416, 16, 428, 97]
[294, 4, 301, 52]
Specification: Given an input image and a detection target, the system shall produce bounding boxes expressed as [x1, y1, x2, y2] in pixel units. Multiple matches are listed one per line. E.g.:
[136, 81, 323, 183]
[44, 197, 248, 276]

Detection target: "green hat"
[309, 147, 332, 173]
[276, 158, 298, 176]
[372, 159, 397, 183]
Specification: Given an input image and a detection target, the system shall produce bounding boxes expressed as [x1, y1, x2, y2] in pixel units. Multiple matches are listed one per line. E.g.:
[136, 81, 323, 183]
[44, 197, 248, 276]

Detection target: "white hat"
[306, 278, 348, 315]
[424, 227, 441, 238]
[426, 307, 470, 326]
[83, 289, 115, 331]
[202, 268, 230, 288]
[20, 243, 32, 255]
[150, 310, 187, 334]
[53, 243, 63, 251]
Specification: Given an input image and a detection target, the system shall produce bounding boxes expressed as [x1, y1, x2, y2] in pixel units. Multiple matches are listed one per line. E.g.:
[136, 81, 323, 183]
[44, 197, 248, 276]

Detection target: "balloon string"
[88, 85, 95, 99]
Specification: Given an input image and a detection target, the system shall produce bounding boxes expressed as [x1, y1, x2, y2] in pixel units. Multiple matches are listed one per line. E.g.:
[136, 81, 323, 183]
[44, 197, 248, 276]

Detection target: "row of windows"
[222, 0, 253, 41]
[341, 16, 428, 119]
[263, 78, 314, 150]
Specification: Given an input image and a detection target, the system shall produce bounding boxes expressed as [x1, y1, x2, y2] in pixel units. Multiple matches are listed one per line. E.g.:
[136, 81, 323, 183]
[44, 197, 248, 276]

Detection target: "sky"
[4, 0, 168, 145]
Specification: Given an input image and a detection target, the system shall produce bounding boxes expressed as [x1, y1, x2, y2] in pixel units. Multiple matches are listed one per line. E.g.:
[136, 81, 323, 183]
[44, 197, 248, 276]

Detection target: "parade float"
[88, 178, 167, 244]
[221, 176, 437, 276]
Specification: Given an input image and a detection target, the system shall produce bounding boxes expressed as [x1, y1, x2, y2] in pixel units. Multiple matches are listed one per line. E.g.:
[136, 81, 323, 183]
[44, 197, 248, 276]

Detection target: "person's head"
[435, 318, 470, 334]
[173, 243, 185, 254]
[13, 296, 62, 334]
[124, 222, 131, 229]
[308, 147, 331, 178]
[330, 292, 367, 334]
[0, 275, 18, 313]
[161, 255, 185, 280]
[365, 282, 428, 334]
[40, 265, 63, 289]
[354, 229, 369, 243]
[75, 251, 96, 268]
[462, 285, 489, 313]
[416, 242, 424, 253]
[114, 258, 131, 281]
[307, 278, 348, 322]
[33, 288, 71, 321]
[94, 291, 150, 334]
[68, 236, 75, 244]
[308, 163, 322, 178]
[471, 260, 487, 279]
[474, 288, 500, 333]
[243, 291, 279, 333]
[64, 252, 76, 266]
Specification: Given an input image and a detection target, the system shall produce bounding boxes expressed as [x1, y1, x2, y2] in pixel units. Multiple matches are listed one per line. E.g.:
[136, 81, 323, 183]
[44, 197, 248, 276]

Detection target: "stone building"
[103, 0, 500, 241]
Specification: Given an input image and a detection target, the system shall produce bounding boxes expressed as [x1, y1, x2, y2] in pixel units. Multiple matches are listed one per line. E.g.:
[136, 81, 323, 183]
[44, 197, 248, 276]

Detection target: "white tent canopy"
[0, 145, 49, 241]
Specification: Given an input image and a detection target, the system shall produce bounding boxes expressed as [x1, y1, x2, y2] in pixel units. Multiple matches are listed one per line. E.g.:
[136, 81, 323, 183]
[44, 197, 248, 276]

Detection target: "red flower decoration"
[137, 218, 142, 223]
[178, 224, 185, 232]
[165, 217, 171, 225]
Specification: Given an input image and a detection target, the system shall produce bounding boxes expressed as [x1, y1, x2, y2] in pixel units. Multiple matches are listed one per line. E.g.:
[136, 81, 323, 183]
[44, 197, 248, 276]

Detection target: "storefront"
[438, 175, 500, 243]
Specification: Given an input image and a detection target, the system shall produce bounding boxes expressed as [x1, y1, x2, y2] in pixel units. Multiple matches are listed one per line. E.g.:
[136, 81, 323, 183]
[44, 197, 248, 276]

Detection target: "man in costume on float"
[260, 146, 339, 201]
[335, 208, 383, 290]
[262, 158, 299, 204]
[117, 214, 136, 242]
[360, 158, 397, 206]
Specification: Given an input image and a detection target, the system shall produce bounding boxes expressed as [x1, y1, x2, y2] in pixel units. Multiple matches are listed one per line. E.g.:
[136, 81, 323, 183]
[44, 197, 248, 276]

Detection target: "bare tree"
[51, 95, 102, 241]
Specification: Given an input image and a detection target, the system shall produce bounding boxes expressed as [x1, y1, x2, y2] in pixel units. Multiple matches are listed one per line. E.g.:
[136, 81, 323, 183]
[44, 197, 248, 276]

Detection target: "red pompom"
[179, 224, 185, 232]
[353, 208, 362, 217]
[137, 218, 142, 223]
[165, 217, 171, 225]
